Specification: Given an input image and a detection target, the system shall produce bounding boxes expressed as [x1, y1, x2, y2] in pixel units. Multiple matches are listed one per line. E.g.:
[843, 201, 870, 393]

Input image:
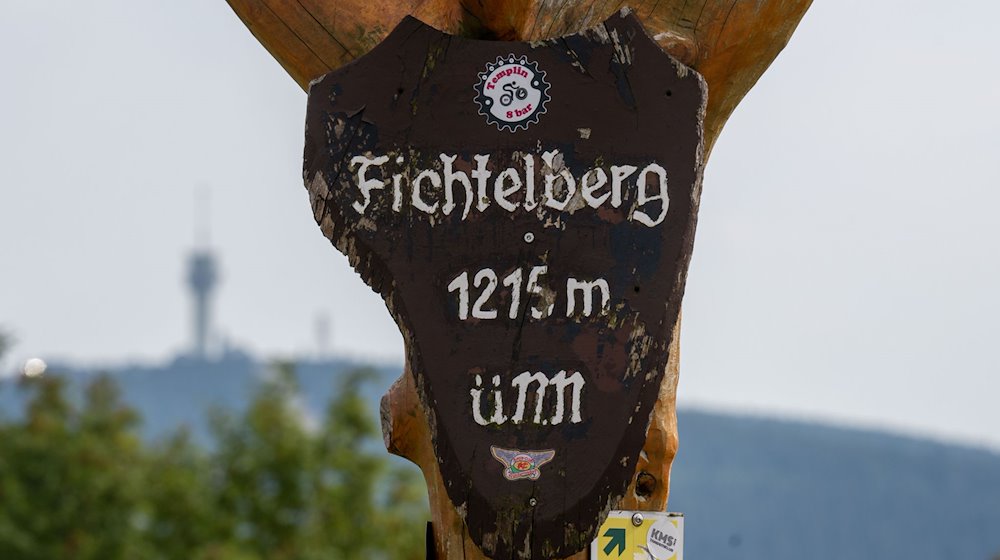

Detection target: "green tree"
[306, 368, 426, 559]
[0, 365, 428, 560]
[209, 365, 427, 560]
[142, 430, 222, 560]
[210, 364, 317, 559]
[0, 374, 146, 560]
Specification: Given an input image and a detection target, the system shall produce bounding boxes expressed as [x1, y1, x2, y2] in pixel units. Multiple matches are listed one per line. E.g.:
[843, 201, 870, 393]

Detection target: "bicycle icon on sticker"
[499, 83, 528, 107]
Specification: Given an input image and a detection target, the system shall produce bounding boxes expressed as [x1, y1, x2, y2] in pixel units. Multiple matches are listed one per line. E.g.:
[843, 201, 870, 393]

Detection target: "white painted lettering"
[632, 163, 669, 226]
[350, 154, 389, 213]
[471, 269, 499, 320]
[412, 169, 440, 214]
[347, 151, 672, 227]
[472, 154, 492, 212]
[522, 154, 538, 211]
[526, 265, 553, 319]
[471, 370, 586, 426]
[450, 266, 603, 322]
[502, 268, 523, 319]
[494, 168, 522, 213]
[470, 374, 489, 426]
[549, 370, 585, 424]
[511, 371, 549, 424]
[542, 150, 577, 211]
[440, 154, 474, 219]
[566, 278, 610, 317]
[610, 164, 637, 209]
[581, 167, 610, 208]
[447, 272, 470, 320]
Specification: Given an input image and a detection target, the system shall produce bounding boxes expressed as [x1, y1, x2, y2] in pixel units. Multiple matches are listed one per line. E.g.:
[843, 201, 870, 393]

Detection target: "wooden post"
[224, 1, 813, 558]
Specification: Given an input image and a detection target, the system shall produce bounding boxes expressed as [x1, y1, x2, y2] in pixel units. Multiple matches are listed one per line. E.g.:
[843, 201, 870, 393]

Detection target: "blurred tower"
[187, 251, 217, 360]
[315, 311, 331, 359]
[187, 189, 218, 360]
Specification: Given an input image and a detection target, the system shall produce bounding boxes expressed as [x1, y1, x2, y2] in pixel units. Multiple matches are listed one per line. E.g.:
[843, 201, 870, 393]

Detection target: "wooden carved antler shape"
[224, 1, 812, 558]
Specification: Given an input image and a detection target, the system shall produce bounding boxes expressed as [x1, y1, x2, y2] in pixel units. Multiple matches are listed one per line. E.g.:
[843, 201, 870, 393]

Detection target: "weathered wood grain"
[225, 1, 812, 558]
[226, 0, 812, 153]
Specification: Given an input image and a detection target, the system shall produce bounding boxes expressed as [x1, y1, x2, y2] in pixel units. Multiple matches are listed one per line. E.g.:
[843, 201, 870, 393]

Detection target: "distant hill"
[669, 411, 1000, 559]
[2, 357, 998, 559]
[0, 353, 399, 445]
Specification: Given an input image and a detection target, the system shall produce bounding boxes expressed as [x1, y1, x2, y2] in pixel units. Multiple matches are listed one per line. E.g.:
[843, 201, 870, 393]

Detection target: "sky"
[1, 1, 998, 449]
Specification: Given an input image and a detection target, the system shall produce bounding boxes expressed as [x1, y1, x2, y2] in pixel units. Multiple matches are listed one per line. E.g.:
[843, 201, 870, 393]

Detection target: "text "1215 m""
[447, 266, 610, 321]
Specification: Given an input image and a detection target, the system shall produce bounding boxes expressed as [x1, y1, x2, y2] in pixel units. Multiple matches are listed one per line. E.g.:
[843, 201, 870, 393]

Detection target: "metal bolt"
[523, 232, 535, 243]
[528, 497, 538, 507]
[631, 512, 644, 527]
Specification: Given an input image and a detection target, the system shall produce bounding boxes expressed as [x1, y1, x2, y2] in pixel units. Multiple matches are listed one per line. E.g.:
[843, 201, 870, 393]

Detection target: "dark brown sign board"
[303, 9, 705, 559]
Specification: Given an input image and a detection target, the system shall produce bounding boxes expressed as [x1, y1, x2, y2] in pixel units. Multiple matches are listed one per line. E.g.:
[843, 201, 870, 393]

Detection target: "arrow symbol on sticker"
[602, 527, 626, 556]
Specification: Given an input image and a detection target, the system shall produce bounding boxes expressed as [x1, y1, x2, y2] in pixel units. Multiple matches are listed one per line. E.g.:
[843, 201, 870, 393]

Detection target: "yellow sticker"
[590, 511, 684, 560]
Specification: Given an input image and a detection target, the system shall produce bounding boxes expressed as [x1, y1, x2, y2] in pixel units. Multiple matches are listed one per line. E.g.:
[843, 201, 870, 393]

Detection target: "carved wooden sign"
[303, 10, 705, 558]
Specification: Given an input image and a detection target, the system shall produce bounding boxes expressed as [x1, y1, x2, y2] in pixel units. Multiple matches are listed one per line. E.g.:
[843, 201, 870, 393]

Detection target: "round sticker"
[646, 518, 682, 559]
[474, 55, 550, 132]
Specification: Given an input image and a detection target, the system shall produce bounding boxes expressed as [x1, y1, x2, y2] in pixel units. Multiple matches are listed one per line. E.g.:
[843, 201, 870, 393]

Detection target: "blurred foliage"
[0, 366, 427, 560]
